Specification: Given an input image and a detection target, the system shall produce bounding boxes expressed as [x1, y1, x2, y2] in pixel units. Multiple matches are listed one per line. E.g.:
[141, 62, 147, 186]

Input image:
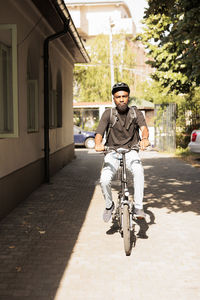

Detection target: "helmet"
[112, 82, 130, 95]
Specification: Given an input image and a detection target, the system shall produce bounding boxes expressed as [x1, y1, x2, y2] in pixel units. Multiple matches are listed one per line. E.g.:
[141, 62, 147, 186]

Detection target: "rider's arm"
[95, 134, 105, 152]
[95, 110, 110, 152]
[135, 109, 150, 150]
[140, 125, 150, 150]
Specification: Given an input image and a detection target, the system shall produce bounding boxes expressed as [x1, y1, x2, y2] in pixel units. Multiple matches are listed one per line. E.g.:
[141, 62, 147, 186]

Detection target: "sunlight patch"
[164, 194, 174, 198]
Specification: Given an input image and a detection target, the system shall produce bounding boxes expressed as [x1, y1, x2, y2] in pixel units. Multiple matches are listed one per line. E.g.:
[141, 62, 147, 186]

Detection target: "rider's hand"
[95, 143, 105, 152]
[140, 138, 150, 151]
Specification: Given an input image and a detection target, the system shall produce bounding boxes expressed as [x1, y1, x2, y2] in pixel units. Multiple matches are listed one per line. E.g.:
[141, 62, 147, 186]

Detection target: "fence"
[154, 103, 176, 152]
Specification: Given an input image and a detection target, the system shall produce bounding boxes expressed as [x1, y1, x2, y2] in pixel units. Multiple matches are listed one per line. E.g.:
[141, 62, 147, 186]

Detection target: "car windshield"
[74, 125, 82, 134]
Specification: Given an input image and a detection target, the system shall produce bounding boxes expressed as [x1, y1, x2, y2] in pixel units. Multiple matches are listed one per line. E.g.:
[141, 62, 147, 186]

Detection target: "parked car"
[74, 125, 96, 149]
[188, 129, 200, 153]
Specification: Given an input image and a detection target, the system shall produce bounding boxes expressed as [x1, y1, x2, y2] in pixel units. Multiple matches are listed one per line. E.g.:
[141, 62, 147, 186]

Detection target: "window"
[49, 90, 57, 128]
[0, 24, 18, 137]
[27, 80, 39, 132]
[27, 48, 39, 133]
[0, 44, 12, 133]
[49, 70, 63, 129]
[56, 70, 62, 127]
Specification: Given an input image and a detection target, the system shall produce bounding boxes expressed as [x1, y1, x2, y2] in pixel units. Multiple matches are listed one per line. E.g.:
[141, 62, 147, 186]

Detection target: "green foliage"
[175, 146, 191, 156]
[136, 0, 200, 148]
[138, 80, 181, 104]
[137, 0, 200, 93]
[74, 35, 110, 102]
[176, 132, 191, 149]
[139, 79, 200, 148]
[176, 88, 200, 135]
[74, 34, 136, 102]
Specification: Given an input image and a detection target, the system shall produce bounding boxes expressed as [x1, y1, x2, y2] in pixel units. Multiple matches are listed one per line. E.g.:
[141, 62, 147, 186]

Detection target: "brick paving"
[0, 149, 200, 299]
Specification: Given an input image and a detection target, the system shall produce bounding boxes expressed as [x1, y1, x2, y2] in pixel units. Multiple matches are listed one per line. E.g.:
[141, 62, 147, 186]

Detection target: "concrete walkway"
[0, 149, 200, 300]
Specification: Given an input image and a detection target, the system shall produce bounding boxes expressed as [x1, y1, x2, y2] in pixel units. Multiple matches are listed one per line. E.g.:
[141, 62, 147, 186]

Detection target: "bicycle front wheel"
[122, 204, 131, 256]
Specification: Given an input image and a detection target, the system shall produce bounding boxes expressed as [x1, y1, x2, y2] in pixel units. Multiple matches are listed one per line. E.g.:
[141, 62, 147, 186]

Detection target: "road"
[0, 149, 200, 299]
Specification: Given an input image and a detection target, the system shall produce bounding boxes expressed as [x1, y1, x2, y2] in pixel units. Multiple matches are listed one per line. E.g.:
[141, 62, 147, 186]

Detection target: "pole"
[109, 18, 115, 105]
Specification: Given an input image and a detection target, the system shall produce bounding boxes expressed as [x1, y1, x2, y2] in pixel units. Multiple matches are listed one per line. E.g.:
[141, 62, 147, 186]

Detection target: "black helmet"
[112, 82, 130, 95]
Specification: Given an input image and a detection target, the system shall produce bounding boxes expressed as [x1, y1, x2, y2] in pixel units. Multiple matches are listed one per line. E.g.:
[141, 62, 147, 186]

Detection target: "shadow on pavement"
[143, 157, 200, 216]
[0, 152, 199, 298]
[135, 218, 149, 239]
[106, 154, 200, 253]
[0, 149, 103, 299]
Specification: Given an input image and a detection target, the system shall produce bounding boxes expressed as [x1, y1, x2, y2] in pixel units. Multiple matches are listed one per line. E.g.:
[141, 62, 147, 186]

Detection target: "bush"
[176, 132, 190, 149]
[175, 146, 190, 156]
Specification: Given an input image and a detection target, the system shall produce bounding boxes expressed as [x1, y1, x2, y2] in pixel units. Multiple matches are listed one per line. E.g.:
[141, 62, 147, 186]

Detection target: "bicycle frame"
[115, 151, 134, 230]
[120, 152, 129, 203]
[108, 149, 135, 255]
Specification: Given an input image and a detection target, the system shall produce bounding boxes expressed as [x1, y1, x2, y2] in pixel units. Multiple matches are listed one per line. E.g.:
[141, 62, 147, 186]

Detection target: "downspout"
[43, 21, 69, 183]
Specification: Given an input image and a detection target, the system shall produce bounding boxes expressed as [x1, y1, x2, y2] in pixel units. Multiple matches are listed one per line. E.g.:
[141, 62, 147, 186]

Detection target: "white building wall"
[48, 43, 74, 154]
[0, 0, 75, 178]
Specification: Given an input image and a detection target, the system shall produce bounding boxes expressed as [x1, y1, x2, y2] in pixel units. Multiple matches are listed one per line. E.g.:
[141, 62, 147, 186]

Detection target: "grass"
[174, 147, 200, 167]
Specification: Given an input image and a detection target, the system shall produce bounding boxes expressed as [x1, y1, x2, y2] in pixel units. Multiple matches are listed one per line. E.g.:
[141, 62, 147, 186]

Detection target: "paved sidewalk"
[0, 149, 200, 300]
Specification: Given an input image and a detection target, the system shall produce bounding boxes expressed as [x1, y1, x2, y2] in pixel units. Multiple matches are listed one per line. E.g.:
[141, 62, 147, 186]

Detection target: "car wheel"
[85, 137, 95, 149]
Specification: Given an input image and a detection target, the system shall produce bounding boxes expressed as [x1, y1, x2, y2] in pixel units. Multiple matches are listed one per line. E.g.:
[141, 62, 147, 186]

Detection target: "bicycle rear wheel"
[122, 204, 131, 256]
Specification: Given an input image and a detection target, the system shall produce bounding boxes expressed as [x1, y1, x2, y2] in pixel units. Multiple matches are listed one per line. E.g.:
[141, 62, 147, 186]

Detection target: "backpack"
[105, 106, 137, 143]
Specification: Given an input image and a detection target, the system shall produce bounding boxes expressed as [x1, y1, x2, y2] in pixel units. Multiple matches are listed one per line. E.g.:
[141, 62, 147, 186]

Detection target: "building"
[65, 0, 136, 39]
[0, 0, 89, 220]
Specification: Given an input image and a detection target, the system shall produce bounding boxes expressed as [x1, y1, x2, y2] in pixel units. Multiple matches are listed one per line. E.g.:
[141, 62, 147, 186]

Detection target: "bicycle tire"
[119, 204, 123, 235]
[122, 204, 131, 256]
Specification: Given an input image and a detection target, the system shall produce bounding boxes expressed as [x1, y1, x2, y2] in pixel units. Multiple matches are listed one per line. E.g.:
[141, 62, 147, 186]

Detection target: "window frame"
[0, 24, 18, 138]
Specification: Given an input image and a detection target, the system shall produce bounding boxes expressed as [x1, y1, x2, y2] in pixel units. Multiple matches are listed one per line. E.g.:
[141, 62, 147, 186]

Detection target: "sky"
[125, 0, 148, 32]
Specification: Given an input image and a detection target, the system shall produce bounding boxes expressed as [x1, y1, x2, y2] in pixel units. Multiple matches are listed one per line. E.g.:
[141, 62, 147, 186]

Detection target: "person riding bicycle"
[95, 82, 150, 222]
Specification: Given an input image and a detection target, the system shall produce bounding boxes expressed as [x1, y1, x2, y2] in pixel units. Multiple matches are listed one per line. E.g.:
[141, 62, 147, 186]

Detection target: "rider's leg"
[126, 150, 144, 209]
[100, 152, 119, 209]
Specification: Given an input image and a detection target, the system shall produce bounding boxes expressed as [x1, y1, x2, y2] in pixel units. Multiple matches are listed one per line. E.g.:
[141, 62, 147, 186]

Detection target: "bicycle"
[104, 146, 140, 256]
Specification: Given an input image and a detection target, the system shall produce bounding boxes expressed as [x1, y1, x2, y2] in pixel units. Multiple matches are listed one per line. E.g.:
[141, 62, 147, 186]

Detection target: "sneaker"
[103, 202, 115, 223]
[133, 208, 146, 219]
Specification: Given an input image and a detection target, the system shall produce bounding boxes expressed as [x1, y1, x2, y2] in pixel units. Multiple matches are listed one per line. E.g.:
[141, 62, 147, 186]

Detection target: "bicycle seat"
[116, 148, 131, 154]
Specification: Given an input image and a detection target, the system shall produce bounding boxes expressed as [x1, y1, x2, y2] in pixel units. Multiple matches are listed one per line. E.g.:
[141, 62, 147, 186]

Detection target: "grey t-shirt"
[96, 106, 147, 149]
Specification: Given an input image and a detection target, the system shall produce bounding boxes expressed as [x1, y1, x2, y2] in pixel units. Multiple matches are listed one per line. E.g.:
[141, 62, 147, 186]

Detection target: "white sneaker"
[103, 202, 115, 223]
[133, 208, 146, 219]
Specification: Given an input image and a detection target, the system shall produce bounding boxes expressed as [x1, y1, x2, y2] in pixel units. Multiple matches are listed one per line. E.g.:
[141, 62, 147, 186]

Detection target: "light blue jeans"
[100, 150, 144, 209]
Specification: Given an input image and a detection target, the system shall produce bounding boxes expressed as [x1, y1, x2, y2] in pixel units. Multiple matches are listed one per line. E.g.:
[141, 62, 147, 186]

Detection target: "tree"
[74, 34, 136, 102]
[139, 80, 180, 104]
[137, 0, 200, 93]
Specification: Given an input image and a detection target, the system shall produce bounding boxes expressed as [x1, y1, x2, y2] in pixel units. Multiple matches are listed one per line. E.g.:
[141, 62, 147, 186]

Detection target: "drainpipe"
[43, 22, 69, 183]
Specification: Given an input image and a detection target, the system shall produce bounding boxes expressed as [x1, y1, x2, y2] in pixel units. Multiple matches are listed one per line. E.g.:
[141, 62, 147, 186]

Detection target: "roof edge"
[55, 0, 90, 63]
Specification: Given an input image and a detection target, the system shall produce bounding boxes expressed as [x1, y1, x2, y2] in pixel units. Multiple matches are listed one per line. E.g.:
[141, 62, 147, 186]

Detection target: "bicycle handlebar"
[103, 144, 140, 154]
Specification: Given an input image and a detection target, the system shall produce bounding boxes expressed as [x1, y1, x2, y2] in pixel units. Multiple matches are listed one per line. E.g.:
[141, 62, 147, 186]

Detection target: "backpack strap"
[110, 107, 118, 127]
[126, 106, 137, 130]
[105, 107, 118, 143]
